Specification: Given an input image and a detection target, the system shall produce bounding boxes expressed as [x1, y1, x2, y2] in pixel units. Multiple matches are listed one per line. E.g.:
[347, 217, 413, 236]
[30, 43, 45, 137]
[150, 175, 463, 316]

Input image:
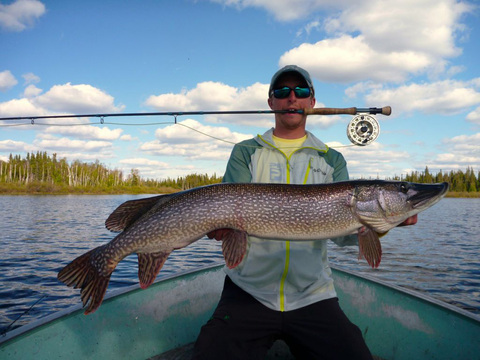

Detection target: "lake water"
[0, 195, 479, 334]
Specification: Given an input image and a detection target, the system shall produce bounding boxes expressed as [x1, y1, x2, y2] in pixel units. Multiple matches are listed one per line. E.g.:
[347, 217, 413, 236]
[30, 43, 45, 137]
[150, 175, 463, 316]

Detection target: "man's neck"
[272, 128, 307, 140]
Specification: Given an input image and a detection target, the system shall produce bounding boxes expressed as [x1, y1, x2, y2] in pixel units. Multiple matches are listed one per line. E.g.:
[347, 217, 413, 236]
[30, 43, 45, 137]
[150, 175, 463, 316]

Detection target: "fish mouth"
[408, 182, 449, 209]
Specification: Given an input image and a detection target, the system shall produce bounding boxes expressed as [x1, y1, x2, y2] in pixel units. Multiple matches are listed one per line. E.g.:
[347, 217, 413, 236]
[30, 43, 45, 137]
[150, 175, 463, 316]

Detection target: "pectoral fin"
[358, 227, 383, 268]
[222, 230, 248, 269]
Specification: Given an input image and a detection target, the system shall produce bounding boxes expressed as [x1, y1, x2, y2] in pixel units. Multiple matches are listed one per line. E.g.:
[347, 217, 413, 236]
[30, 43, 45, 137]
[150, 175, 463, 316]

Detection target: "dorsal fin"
[105, 194, 174, 232]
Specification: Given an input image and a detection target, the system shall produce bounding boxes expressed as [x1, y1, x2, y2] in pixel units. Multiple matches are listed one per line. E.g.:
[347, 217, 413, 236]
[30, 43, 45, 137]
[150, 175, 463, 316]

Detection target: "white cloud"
[34, 83, 125, 114]
[0, 83, 124, 119]
[267, 0, 472, 83]
[0, 98, 46, 119]
[140, 119, 252, 161]
[345, 82, 383, 99]
[296, 19, 321, 37]
[0, 70, 18, 92]
[0, 139, 34, 152]
[155, 119, 251, 145]
[363, 79, 480, 115]
[210, 0, 346, 22]
[22, 72, 40, 85]
[34, 134, 113, 153]
[120, 158, 170, 167]
[24, 84, 42, 98]
[431, 133, 480, 170]
[145, 81, 272, 127]
[145, 81, 237, 111]
[0, 0, 46, 32]
[324, 0, 470, 58]
[120, 134, 136, 141]
[44, 125, 124, 141]
[280, 35, 434, 83]
[466, 107, 480, 124]
[118, 157, 199, 180]
[0, 83, 125, 143]
[330, 141, 412, 178]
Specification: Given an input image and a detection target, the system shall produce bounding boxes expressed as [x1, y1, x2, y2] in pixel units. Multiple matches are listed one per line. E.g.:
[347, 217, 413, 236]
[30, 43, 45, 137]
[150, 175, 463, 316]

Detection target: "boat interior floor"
[149, 340, 385, 360]
[149, 340, 294, 359]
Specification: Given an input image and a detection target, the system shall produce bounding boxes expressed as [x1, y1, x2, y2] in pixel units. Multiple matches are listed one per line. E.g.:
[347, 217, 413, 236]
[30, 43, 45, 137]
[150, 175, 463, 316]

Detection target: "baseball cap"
[269, 65, 314, 96]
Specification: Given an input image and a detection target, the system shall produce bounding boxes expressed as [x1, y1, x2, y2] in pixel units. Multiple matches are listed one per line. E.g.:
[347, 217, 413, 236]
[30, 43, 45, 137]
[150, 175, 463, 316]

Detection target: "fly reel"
[347, 113, 380, 146]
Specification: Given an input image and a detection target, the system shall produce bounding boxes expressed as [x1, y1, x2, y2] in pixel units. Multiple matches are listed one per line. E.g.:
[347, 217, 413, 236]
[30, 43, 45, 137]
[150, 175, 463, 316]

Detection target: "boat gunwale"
[2, 262, 479, 345]
[0, 263, 223, 344]
[332, 264, 480, 322]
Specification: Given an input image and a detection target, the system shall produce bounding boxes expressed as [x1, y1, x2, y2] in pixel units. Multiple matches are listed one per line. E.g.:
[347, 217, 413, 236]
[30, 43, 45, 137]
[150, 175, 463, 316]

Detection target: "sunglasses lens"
[273, 87, 291, 99]
[273, 87, 310, 99]
[294, 87, 310, 98]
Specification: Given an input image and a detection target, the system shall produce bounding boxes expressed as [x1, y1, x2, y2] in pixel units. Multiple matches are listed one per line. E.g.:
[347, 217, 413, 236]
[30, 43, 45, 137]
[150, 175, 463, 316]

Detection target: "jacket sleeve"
[222, 143, 253, 184]
[330, 149, 349, 182]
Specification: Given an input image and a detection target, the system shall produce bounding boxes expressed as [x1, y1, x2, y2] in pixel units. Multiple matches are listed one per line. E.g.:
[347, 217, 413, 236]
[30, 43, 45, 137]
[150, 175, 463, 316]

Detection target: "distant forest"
[0, 152, 479, 196]
[0, 152, 222, 194]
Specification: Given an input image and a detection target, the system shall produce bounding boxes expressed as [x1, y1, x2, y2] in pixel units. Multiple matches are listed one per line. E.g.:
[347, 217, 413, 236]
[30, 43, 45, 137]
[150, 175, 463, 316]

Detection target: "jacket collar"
[255, 128, 328, 152]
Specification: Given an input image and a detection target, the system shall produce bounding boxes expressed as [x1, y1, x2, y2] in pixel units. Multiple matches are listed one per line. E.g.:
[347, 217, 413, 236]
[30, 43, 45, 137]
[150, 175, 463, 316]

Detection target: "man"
[193, 65, 405, 359]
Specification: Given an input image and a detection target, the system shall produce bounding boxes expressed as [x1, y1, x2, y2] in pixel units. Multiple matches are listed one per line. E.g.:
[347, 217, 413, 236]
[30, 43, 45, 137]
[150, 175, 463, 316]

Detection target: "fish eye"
[400, 183, 408, 193]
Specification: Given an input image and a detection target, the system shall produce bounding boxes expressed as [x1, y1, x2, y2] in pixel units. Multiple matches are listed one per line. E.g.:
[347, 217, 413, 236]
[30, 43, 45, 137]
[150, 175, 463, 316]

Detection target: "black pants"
[192, 276, 373, 360]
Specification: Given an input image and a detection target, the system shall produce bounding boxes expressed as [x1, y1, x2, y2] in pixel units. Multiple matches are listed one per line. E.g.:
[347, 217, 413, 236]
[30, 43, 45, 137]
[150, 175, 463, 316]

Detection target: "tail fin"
[57, 246, 114, 314]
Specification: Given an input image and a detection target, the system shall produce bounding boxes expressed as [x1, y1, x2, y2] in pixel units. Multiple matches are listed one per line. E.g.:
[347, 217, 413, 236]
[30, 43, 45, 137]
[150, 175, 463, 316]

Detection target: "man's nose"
[287, 89, 297, 101]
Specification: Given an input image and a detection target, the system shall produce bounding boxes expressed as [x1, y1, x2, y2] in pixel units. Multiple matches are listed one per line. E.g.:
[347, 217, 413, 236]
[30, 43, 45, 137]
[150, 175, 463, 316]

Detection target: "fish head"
[352, 181, 449, 233]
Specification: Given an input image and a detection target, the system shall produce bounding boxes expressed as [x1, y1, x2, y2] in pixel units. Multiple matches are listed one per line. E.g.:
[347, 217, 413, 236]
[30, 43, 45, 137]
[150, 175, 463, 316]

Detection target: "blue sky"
[1, 0, 479, 180]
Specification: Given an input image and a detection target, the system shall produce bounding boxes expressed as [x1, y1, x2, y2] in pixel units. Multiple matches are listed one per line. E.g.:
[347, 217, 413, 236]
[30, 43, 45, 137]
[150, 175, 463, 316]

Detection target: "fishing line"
[0, 118, 358, 149]
[0, 107, 386, 148]
[1, 295, 47, 336]
[0, 121, 176, 127]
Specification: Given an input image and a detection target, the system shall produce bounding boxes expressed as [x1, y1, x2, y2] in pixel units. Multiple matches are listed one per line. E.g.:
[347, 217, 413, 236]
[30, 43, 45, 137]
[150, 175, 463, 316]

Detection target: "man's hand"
[398, 214, 418, 226]
[377, 214, 417, 238]
[207, 228, 234, 241]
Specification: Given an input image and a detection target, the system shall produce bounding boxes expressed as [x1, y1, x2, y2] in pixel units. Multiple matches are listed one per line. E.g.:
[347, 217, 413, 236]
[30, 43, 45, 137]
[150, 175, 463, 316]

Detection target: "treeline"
[1, 152, 124, 188]
[397, 166, 479, 193]
[0, 152, 479, 195]
[0, 152, 222, 194]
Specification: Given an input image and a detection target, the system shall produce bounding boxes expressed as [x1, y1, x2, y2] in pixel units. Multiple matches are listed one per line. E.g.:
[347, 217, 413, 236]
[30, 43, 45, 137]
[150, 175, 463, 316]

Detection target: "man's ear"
[267, 97, 273, 109]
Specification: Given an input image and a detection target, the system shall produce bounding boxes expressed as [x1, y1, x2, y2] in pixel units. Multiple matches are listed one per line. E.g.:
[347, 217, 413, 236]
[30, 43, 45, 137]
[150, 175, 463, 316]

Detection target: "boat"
[1, 263, 479, 359]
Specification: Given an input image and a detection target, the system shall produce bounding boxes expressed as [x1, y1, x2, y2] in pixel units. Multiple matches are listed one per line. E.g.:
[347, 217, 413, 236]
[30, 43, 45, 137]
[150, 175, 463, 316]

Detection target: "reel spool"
[347, 113, 380, 146]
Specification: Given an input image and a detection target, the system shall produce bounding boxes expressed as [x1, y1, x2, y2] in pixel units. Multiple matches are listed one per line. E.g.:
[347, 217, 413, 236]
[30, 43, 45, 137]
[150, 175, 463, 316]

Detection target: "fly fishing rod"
[0, 106, 391, 121]
[0, 105, 391, 146]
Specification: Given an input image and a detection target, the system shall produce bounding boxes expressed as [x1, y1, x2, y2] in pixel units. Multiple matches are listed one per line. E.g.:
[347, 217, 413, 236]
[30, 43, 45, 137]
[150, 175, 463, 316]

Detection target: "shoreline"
[0, 187, 478, 198]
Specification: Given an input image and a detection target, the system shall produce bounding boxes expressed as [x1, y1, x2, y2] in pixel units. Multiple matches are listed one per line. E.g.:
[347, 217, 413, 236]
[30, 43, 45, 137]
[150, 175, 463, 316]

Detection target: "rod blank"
[0, 106, 391, 122]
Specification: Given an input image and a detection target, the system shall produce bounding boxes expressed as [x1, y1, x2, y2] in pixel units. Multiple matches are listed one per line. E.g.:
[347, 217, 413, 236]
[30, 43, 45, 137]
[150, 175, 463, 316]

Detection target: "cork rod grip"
[303, 107, 356, 115]
[303, 106, 391, 116]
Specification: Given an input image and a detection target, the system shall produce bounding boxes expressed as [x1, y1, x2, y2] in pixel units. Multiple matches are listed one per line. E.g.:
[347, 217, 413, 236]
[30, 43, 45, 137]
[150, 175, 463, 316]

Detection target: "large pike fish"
[58, 180, 448, 314]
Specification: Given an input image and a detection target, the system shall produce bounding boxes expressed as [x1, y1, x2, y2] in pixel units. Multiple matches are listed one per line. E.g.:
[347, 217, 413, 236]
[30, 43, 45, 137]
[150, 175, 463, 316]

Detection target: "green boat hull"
[1, 264, 479, 359]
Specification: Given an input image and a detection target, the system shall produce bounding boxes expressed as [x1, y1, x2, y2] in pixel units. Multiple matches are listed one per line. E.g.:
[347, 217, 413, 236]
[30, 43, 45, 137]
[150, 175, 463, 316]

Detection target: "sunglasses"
[272, 86, 311, 99]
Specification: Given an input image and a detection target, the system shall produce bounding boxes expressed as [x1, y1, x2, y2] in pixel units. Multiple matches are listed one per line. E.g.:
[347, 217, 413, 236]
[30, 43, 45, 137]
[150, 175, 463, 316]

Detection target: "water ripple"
[0, 195, 478, 333]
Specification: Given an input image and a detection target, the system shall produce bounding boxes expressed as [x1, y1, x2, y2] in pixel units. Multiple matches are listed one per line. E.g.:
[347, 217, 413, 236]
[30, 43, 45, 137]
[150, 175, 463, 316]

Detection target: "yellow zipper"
[258, 135, 315, 311]
[279, 159, 292, 312]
